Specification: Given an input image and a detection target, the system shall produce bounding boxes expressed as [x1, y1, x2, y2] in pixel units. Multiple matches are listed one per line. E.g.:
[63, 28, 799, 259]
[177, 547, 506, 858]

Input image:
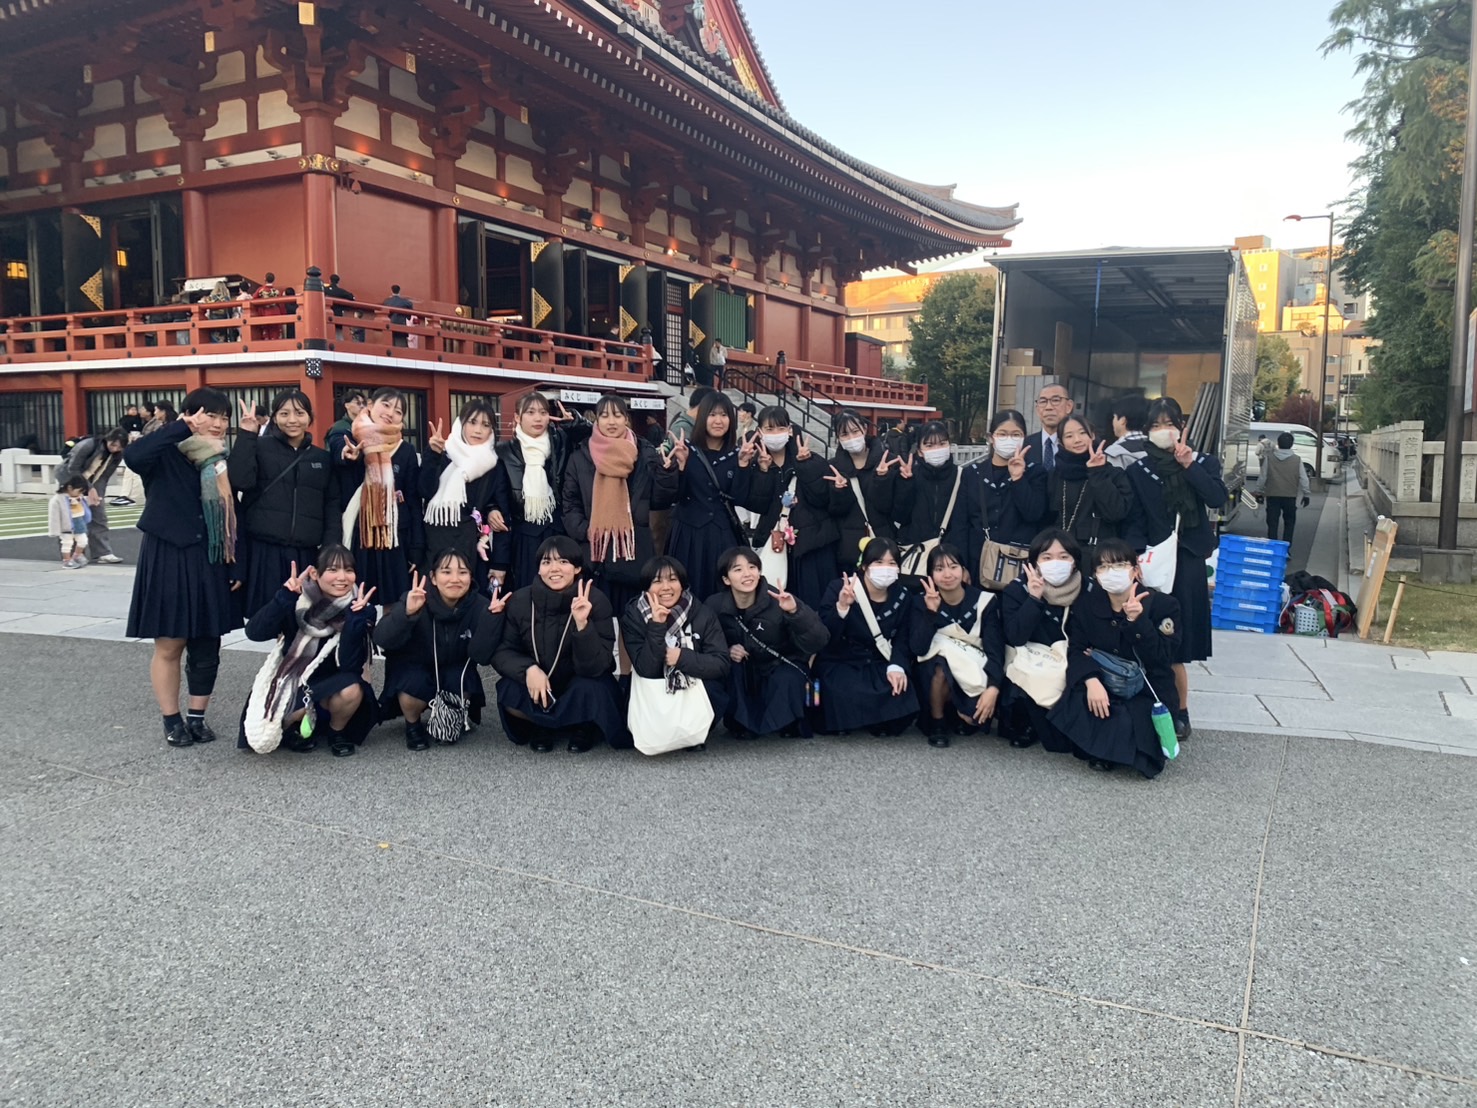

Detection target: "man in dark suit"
[382, 284, 413, 346]
[1028, 382, 1073, 473]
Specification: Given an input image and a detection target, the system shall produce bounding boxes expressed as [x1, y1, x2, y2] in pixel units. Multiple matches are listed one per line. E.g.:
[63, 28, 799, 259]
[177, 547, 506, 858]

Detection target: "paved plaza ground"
[2, 473, 1474, 1105]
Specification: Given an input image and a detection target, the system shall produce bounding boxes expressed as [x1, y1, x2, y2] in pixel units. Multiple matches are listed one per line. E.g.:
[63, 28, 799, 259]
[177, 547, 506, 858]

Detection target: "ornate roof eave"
[565, 0, 1020, 237]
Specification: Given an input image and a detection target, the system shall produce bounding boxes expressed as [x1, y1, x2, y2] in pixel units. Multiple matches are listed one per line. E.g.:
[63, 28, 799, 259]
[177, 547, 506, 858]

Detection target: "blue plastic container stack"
[1212, 535, 1290, 633]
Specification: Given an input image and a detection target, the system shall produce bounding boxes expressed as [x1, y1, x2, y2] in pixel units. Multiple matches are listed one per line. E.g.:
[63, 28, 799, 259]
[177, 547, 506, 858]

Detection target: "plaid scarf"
[242, 578, 354, 752]
[177, 434, 235, 563]
[587, 430, 638, 563]
[636, 587, 697, 692]
[350, 410, 402, 549]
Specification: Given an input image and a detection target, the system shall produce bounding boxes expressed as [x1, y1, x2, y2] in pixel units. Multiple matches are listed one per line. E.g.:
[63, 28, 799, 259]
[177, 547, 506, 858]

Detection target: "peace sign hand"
[921, 576, 942, 612]
[349, 582, 377, 612]
[795, 432, 812, 462]
[825, 464, 849, 489]
[897, 453, 915, 481]
[1087, 440, 1108, 468]
[427, 419, 447, 455]
[340, 437, 361, 462]
[836, 573, 857, 615]
[671, 430, 690, 471]
[1023, 563, 1046, 599]
[876, 450, 901, 477]
[570, 578, 593, 630]
[646, 588, 671, 625]
[405, 570, 428, 615]
[1173, 440, 1195, 468]
[487, 578, 508, 615]
[768, 585, 798, 613]
[1123, 584, 1149, 622]
[238, 398, 262, 434]
[1008, 443, 1031, 480]
[284, 560, 306, 594]
[737, 430, 759, 468]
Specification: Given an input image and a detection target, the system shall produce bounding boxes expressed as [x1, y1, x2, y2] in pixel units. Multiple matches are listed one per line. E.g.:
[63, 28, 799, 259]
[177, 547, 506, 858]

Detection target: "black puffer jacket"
[228, 427, 339, 548]
[707, 585, 829, 677]
[742, 445, 849, 557]
[492, 578, 616, 690]
[620, 594, 730, 682]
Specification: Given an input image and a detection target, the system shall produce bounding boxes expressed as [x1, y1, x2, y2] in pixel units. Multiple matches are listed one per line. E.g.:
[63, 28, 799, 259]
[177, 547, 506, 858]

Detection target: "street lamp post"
[1285, 212, 1335, 479]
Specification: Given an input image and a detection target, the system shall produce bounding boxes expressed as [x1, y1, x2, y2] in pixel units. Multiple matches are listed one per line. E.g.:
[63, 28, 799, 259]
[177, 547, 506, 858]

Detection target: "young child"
[48, 476, 92, 568]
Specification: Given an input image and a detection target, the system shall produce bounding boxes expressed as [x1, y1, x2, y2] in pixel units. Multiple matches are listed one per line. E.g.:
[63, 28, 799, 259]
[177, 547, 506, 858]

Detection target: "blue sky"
[738, 0, 1365, 255]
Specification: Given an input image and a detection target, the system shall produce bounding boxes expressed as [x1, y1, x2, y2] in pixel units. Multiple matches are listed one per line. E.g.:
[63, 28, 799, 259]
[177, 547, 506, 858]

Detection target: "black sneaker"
[165, 722, 193, 747]
[186, 719, 218, 744]
[405, 721, 430, 751]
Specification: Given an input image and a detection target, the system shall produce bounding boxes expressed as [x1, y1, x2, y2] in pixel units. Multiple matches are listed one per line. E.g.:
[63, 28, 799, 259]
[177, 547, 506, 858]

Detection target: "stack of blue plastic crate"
[1211, 535, 1290, 633]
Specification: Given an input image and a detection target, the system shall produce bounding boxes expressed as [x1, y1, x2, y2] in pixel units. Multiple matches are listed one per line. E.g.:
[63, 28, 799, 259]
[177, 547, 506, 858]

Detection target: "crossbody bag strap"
[852, 586, 893, 662]
[936, 468, 963, 539]
[254, 448, 308, 501]
[692, 445, 744, 537]
[848, 477, 875, 537]
[736, 611, 809, 677]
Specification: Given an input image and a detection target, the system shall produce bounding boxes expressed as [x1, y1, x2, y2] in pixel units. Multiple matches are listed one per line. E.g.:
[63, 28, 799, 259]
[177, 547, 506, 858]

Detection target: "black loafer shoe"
[1088, 758, 1115, 773]
[1174, 712, 1192, 741]
[1008, 736, 1037, 749]
[330, 742, 355, 758]
[532, 740, 554, 753]
[567, 739, 592, 754]
[405, 722, 430, 751]
[187, 720, 218, 744]
[164, 723, 193, 748]
[927, 733, 951, 748]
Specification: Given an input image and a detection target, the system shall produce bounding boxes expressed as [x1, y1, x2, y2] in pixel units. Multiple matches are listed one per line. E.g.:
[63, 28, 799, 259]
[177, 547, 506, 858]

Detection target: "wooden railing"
[0, 299, 653, 382]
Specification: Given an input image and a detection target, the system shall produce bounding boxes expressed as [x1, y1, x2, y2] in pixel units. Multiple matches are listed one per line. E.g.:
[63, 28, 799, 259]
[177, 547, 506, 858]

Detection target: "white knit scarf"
[424, 419, 499, 527]
[515, 425, 556, 525]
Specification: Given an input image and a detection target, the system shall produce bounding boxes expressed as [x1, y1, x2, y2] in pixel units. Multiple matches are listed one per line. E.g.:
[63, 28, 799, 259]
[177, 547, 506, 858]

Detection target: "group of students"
[122, 379, 1226, 778]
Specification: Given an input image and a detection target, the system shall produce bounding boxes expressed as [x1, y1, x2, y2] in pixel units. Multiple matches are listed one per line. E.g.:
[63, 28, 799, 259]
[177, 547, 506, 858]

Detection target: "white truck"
[986, 246, 1258, 520]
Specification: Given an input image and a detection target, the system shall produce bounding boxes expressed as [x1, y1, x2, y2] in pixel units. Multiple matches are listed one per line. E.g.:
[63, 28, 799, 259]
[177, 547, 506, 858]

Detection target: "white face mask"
[867, 565, 900, 589]
[1148, 428, 1180, 450]
[840, 436, 866, 456]
[1039, 560, 1075, 586]
[1096, 567, 1134, 595]
[992, 436, 1024, 459]
[921, 446, 951, 467]
[761, 432, 791, 452]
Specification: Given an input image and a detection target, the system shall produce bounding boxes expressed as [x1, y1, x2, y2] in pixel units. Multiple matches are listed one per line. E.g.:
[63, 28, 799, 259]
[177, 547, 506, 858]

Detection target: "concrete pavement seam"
[0, 781, 142, 832]
[1232, 736, 1289, 1107]
[1254, 697, 1284, 728]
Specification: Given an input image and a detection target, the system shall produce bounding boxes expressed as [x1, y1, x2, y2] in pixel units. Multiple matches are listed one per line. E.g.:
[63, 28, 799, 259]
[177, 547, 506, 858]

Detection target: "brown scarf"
[352, 410, 403, 550]
[587, 430, 638, 563]
[1043, 570, 1083, 607]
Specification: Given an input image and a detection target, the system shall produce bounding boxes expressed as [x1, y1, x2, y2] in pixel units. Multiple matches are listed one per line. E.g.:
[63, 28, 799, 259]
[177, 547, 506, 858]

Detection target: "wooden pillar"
[798, 302, 812, 362]
[61, 375, 87, 439]
[833, 312, 844, 369]
[430, 373, 452, 429]
[434, 206, 459, 304]
[180, 138, 209, 275]
[301, 112, 337, 276]
[752, 290, 766, 355]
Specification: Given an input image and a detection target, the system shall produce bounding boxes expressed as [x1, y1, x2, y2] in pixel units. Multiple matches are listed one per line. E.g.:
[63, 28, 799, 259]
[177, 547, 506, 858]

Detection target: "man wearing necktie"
[1030, 384, 1073, 473]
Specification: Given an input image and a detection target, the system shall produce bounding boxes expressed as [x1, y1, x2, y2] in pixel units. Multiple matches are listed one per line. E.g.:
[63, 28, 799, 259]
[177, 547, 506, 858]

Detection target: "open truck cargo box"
[987, 246, 1256, 517]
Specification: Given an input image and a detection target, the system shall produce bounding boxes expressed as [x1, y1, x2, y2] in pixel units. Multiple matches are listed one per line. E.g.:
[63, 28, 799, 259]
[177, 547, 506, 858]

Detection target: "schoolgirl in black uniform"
[1122, 397, 1227, 738]
[419, 398, 512, 595]
[664, 391, 749, 601]
[492, 535, 623, 753]
[562, 394, 679, 615]
[619, 555, 730, 748]
[1047, 538, 1181, 777]
[814, 538, 922, 736]
[707, 546, 830, 738]
[1046, 415, 1132, 549]
[239, 544, 377, 757]
[829, 409, 899, 571]
[741, 405, 849, 612]
[965, 408, 1049, 587]
[1000, 527, 1085, 754]
[332, 386, 422, 604]
[495, 394, 586, 591]
[228, 388, 338, 618]
[374, 548, 503, 751]
[892, 421, 969, 575]
[125, 386, 239, 748]
[914, 543, 1006, 747]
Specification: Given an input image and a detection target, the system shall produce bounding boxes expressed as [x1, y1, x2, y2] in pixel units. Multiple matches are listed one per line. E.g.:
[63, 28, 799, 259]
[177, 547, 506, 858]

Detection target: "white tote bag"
[1138, 514, 1179, 594]
[759, 475, 798, 588]
[1004, 610, 1070, 708]
[628, 674, 714, 756]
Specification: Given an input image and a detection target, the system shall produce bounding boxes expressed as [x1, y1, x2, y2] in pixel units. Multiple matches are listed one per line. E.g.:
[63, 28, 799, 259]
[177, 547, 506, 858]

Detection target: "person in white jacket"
[47, 475, 93, 568]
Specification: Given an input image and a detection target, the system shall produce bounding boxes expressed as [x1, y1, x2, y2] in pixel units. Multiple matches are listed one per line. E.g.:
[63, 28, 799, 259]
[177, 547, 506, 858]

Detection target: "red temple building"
[0, 0, 1018, 449]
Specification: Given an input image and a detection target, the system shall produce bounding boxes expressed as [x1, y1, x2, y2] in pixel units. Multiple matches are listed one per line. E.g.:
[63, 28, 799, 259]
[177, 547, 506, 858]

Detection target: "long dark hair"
[693, 391, 737, 451]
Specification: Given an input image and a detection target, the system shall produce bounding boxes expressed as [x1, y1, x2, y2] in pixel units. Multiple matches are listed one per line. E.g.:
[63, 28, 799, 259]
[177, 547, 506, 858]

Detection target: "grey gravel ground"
[2, 636, 1474, 1107]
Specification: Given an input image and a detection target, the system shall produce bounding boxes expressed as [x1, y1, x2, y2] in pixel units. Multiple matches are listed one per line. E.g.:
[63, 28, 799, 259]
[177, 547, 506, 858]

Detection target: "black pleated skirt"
[508, 522, 558, 592]
[667, 517, 741, 602]
[724, 661, 810, 736]
[813, 655, 919, 733]
[351, 541, 412, 605]
[786, 545, 840, 614]
[1171, 551, 1212, 662]
[1048, 687, 1165, 779]
[496, 673, 625, 744]
[127, 534, 238, 640]
[240, 536, 320, 621]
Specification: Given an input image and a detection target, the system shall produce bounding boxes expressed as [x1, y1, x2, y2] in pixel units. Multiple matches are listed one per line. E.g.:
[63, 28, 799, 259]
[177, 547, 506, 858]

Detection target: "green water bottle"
[1151, 701, 1178, 760]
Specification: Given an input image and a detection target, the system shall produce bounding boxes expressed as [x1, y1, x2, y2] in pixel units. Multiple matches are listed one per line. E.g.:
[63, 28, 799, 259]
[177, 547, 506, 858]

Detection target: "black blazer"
[964, 458, 1049, 567]
[742, 446, 848, 557]
[124, 419, 211, 548]
[1122, 451, 1228, 559]
[831, 442, 898, 561]
[893, 460, 969, 551]
[417, 449, 513, 569]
